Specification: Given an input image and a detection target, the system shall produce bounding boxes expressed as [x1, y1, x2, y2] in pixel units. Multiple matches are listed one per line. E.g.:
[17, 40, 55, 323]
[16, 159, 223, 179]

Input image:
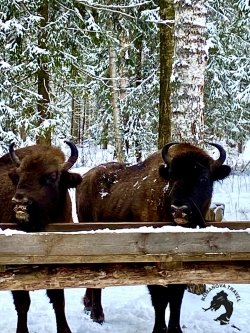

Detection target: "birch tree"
[171, 0, 207, 144]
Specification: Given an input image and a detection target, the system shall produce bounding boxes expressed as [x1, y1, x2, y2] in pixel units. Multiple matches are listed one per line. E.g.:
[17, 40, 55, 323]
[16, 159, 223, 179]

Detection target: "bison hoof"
[56, 323, 72, 333]
[167, 326, 183, 333]
[90, 310, 105, 324]
[16, 329, 29, 333]
[91, 314, 105, 325]
[152, 327, 167, 333]
[84, 305, 92, 314]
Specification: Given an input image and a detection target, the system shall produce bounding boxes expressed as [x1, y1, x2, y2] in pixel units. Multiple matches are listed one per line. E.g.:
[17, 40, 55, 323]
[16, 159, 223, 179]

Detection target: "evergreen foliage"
[0, 0, 249, 157]
[205, 0, 250, 145]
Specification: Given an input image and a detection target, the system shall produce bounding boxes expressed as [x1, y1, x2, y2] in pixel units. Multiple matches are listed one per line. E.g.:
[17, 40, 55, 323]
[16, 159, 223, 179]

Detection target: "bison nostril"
[171, 204, 190, 216]
[170, 205, 177, 214]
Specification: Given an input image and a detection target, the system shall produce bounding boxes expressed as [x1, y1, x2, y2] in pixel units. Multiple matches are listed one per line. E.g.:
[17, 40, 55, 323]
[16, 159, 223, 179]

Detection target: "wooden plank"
[1, 221, 250, 231]
[0, 222, 170, 231]
[0, 230, 250, 264]
[0, 226, 250, 290]
[1, 261, 250, 291]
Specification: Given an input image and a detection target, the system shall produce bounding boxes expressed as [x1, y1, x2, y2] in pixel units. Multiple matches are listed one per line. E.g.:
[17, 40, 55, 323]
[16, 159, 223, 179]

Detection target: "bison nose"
[171, 204, 189, 214]
[12, 193, 30, 205]
[171, 205, 190, 224]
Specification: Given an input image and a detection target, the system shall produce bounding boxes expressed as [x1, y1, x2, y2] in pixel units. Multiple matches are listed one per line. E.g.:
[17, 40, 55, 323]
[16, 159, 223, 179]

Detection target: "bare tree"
[36, 0, 51, 145]
[109, 38, 124, 162]
[158, 0, 175, 149]
[71, 95, 82, 143]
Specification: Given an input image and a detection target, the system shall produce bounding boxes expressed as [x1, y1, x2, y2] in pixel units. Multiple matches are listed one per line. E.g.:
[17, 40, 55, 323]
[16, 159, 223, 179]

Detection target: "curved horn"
[62, 141, 78, 171]
[161, 142, 179, 164]
[207, 142, 226, 165]
[9, 143, 21, 166]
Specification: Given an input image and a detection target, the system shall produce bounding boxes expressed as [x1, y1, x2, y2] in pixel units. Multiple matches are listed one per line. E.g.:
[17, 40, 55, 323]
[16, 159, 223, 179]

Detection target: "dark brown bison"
[76, 142, 231, 333]
[0, 141, 82, 333]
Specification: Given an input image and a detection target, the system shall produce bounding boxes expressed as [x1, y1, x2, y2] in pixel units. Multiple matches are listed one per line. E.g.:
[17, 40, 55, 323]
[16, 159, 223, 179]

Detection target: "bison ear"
[61, 171, 82, 188]
[212, 165, 231, 181]
[159, 164, 170, 180]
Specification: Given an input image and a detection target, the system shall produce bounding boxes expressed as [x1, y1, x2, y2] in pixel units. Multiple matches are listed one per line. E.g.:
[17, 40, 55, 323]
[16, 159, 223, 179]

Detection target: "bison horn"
[161, 142, 179, 164]
[9, 143, 21, 166]
[62, 141, 78, 170]
[207, 142, 226, 165]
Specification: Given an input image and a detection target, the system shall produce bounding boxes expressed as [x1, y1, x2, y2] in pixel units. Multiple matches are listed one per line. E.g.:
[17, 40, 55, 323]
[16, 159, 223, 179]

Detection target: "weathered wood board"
[0, 228, 250, 264]
[1, 261, 250, 291]
[0, 222, 250, 290]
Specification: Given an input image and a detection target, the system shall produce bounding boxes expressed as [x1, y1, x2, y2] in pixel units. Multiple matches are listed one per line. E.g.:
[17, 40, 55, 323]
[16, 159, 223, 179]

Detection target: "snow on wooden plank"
[1, 221, 250, 231]
[0, 228, 250, 265]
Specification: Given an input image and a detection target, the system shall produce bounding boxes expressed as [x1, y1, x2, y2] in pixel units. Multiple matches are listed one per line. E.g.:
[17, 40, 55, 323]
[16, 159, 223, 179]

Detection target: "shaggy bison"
[76, 142, 231, 333]
[0, 141, 82, 333]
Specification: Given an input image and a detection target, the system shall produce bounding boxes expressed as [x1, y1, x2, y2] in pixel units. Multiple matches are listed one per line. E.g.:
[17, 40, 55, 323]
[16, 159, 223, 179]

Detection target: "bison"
[76, 142, 231, 333]
[0, 141, 82, 333]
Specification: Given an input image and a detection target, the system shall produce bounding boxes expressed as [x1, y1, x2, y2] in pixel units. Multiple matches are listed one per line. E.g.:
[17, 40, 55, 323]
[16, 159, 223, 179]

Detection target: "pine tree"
[205, 0, 250, 147]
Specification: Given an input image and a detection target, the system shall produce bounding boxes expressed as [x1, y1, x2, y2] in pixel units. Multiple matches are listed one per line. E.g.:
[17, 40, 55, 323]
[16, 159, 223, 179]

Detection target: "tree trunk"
[171, 0, 207, 145]
[158, 0, 175, 149]
[81, 96, 89, 145]
[71, 94, 81, 143]
[36, 0, 51, 145]
[134, 31, 143, 162]
[109, 43, 124, 162]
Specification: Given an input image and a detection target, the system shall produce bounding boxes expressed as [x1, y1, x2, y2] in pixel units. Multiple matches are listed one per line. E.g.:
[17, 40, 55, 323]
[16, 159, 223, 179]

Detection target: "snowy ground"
[1, 283, 249, 333]
[0, 143, 250, 333]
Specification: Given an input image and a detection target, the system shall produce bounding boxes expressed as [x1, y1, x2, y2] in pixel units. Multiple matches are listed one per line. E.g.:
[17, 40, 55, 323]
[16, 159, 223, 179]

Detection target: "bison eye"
[8, 170, 20, 185]
[199, 176, 209, 184]
[41, 172, 58, 185]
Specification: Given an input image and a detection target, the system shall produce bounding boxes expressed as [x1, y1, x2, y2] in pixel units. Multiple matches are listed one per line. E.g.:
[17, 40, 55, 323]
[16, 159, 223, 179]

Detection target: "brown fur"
[76, 153, 169, 222]
[0, 143, 82, 333]
[76, 142, 231, 332]
[0, 145, 51, 224]
[0, 145, 82, 228]
[76, 144, 217, 223]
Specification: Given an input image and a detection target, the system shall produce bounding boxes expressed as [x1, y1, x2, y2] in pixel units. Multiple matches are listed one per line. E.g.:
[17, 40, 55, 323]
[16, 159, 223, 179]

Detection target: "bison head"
[8, 141, 82, 231]
[159, 142, 231, 228]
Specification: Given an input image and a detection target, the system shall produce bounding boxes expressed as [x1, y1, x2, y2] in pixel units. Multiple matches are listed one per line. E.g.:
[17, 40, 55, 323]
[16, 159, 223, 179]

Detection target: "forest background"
[0, 0, 249, 163]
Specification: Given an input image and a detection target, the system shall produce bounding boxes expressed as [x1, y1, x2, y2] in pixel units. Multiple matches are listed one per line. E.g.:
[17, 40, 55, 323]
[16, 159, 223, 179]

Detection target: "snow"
[1, 284, 249, 332]
[0, 147, 250, 332]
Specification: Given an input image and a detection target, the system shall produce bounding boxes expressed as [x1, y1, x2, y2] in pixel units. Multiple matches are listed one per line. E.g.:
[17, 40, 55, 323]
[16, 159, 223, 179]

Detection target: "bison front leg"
[83, 287, 92, 312]
[46, 289, 72, 333]
[147, 285, 168, 333]
[148, 284, 186, 333]
[83, 288, 105, 324]
[167, 284, 186, 333]
[12, 290, 31, 333]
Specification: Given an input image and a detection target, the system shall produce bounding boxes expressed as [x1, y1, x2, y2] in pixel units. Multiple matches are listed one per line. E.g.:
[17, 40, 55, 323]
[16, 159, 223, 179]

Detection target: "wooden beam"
[1, 261, 250, 291]
[1, 221, 250, 231]
[0, 229, 250, 264]
[1, 225, 250, 290]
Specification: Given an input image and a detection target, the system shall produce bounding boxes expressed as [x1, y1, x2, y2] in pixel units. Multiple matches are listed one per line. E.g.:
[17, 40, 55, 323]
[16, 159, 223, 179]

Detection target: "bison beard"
[76, 142, 231, 333]
[0, 141, 82, 333]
